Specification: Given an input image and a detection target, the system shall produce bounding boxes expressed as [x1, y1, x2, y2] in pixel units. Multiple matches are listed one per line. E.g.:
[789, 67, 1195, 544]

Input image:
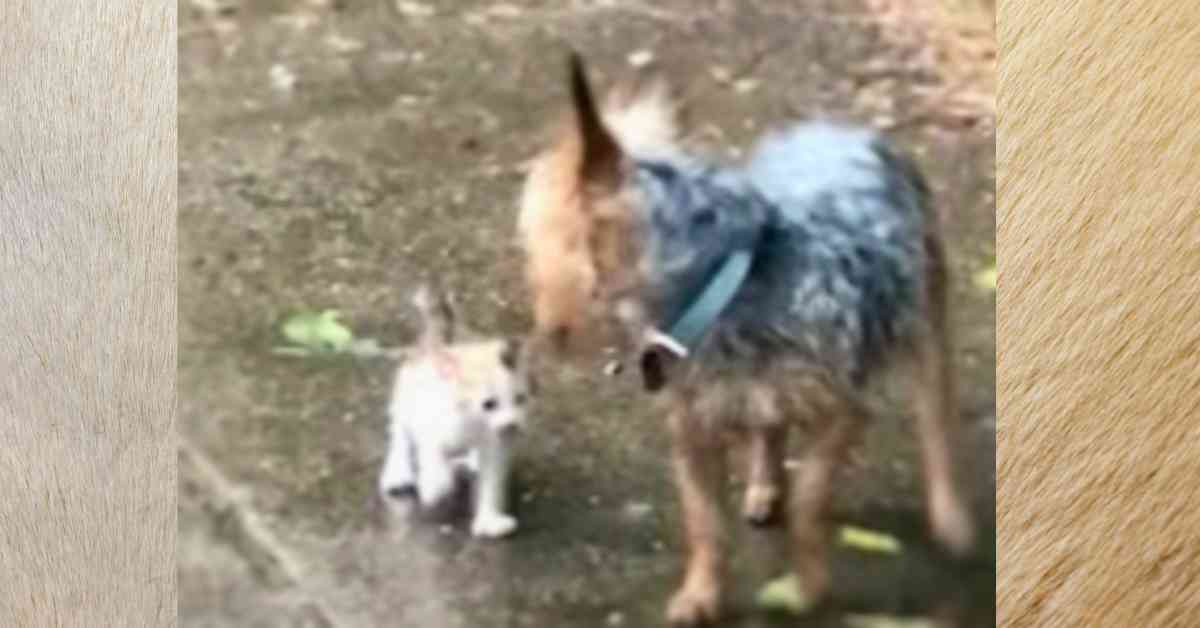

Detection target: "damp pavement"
[179, 1, 996, 626]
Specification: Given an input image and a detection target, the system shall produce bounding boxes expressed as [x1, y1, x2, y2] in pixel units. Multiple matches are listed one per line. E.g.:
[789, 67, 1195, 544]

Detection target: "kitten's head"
[432, 338, 534, 434]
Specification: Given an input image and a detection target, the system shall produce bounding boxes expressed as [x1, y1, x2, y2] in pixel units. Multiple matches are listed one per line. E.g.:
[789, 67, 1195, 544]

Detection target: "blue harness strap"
[664, 249, 755, 352]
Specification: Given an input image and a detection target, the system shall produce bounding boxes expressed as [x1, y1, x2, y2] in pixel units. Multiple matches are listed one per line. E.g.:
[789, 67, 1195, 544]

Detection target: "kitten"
[378, 285, 532, 538]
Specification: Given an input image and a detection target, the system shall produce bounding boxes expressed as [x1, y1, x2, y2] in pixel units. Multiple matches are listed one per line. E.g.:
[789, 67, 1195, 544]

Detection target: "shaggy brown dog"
[517, 53, 975, 625]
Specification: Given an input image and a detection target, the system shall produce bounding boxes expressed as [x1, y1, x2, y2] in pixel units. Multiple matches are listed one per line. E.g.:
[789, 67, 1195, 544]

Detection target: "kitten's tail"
[412, 283, 455, 349]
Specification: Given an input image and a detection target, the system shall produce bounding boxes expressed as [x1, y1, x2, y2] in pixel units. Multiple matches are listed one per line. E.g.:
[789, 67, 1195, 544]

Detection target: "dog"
[517, 53, 976, 624]
[377, 284, 532, 538]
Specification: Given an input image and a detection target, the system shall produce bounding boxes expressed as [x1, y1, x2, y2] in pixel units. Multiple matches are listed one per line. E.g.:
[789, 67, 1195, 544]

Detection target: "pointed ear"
[499, 337, 522, 371]
[568, 52, 623, 190]
[413, 283, 455, 348]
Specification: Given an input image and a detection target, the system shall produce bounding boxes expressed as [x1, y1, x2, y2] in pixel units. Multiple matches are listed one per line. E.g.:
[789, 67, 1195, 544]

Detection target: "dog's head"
[518, 53, 683, 361]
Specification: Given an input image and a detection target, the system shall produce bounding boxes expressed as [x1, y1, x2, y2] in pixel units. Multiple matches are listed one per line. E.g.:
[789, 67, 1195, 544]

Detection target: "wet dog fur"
[517, 54, 975, 625]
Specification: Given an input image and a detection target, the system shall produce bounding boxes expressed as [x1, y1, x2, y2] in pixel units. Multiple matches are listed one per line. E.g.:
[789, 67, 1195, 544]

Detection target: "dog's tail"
[412, 283, 455, 349]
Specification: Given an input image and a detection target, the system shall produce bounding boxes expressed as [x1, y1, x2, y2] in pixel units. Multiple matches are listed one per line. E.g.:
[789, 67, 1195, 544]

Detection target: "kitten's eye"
[482, 398, 499, 412]
[514, 393, 527, 406]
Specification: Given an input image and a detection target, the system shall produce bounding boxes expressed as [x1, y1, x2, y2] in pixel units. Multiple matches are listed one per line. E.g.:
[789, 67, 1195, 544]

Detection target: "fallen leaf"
[756, 573, 815, 615]
[838, 525, 902, 554]
[844, 614, 937, 628]
[973, 264, 996, 291]
[281, 310, 354, 352]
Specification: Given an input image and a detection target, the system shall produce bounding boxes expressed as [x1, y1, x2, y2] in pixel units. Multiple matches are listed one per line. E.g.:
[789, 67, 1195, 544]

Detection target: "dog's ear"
[638, 328, 688, 393]
[604, 68, 686, 158]
[640, 346, 681, 393]
[568, 52, 623, 191]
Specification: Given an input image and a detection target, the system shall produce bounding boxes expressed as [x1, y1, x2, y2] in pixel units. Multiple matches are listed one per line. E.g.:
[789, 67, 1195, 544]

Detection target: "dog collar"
[662, 248, 755, 352]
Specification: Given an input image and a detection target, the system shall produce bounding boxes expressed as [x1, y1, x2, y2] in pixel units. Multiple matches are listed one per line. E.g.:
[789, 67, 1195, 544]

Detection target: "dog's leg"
[666, 406, 727, 626]
[743, 384, 788, 525]
[788, 399, 865, 605]
[742, 425, 787, 525]
[912, 330, 975, 557]
[913, 232, 975, 556]
[471, 430, 517, 538]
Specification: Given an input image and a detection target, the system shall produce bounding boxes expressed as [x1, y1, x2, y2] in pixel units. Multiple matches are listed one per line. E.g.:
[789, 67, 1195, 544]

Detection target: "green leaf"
[845, 614, 936, 628]
[972, 264, 996, 292]
[280, 310, 355, 352]
[838, 525, 902, 554]
[756, 573, 814, 615]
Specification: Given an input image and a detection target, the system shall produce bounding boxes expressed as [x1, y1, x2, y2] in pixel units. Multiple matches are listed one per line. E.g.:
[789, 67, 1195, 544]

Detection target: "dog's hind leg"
[666, 403, 728, 626]
[913, 233, 976, 557]
[787, 396, 866, 606]
[912, 328, 976, 557]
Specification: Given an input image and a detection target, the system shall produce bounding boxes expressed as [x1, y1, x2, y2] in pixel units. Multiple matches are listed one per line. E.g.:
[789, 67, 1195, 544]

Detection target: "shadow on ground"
[179, 1, 995, 626]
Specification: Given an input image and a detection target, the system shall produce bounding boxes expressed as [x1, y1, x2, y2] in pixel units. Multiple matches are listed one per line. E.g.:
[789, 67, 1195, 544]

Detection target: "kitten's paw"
[471, 512, 518, 538]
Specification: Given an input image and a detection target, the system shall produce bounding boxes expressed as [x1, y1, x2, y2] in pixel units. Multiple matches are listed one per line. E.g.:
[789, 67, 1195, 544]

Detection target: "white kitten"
[378, 285, 532, 538]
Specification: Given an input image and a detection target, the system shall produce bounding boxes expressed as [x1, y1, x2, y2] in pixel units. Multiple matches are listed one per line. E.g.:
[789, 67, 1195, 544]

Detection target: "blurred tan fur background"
[0, 4, 176, 625]
[998, 2, 1200, 626]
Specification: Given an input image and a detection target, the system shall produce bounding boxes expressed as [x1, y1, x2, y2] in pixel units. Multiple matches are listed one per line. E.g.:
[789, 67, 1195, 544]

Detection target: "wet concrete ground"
[179, 1, 995, 626]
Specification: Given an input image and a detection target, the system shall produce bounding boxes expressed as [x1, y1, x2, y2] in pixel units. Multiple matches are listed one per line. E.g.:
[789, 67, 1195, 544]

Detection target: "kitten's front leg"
[470, 430, 517, 538]
[379, 424, 417, 500]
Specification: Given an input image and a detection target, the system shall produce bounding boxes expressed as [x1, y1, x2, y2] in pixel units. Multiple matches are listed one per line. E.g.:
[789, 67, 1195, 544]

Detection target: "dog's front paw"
[471, 512, 518, 538]
[667, 581, 721, 626]
[741, 483, 781, 525]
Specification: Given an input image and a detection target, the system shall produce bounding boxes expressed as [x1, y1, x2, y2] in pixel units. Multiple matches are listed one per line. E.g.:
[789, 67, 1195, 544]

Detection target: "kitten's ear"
[499, 337, 522, 371]
[413, 283, 455, 348]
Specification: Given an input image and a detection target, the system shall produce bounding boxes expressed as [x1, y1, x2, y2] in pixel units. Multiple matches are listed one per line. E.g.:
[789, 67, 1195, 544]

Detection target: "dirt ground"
[178, 1, 996, 626]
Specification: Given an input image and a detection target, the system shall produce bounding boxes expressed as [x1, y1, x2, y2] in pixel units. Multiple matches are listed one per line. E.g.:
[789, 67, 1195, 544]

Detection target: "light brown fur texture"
[520, 57, 974, 625]
[0, 4, 176, 625]
[518, 68, 681, 356]
[999, 2, 1200, 626]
